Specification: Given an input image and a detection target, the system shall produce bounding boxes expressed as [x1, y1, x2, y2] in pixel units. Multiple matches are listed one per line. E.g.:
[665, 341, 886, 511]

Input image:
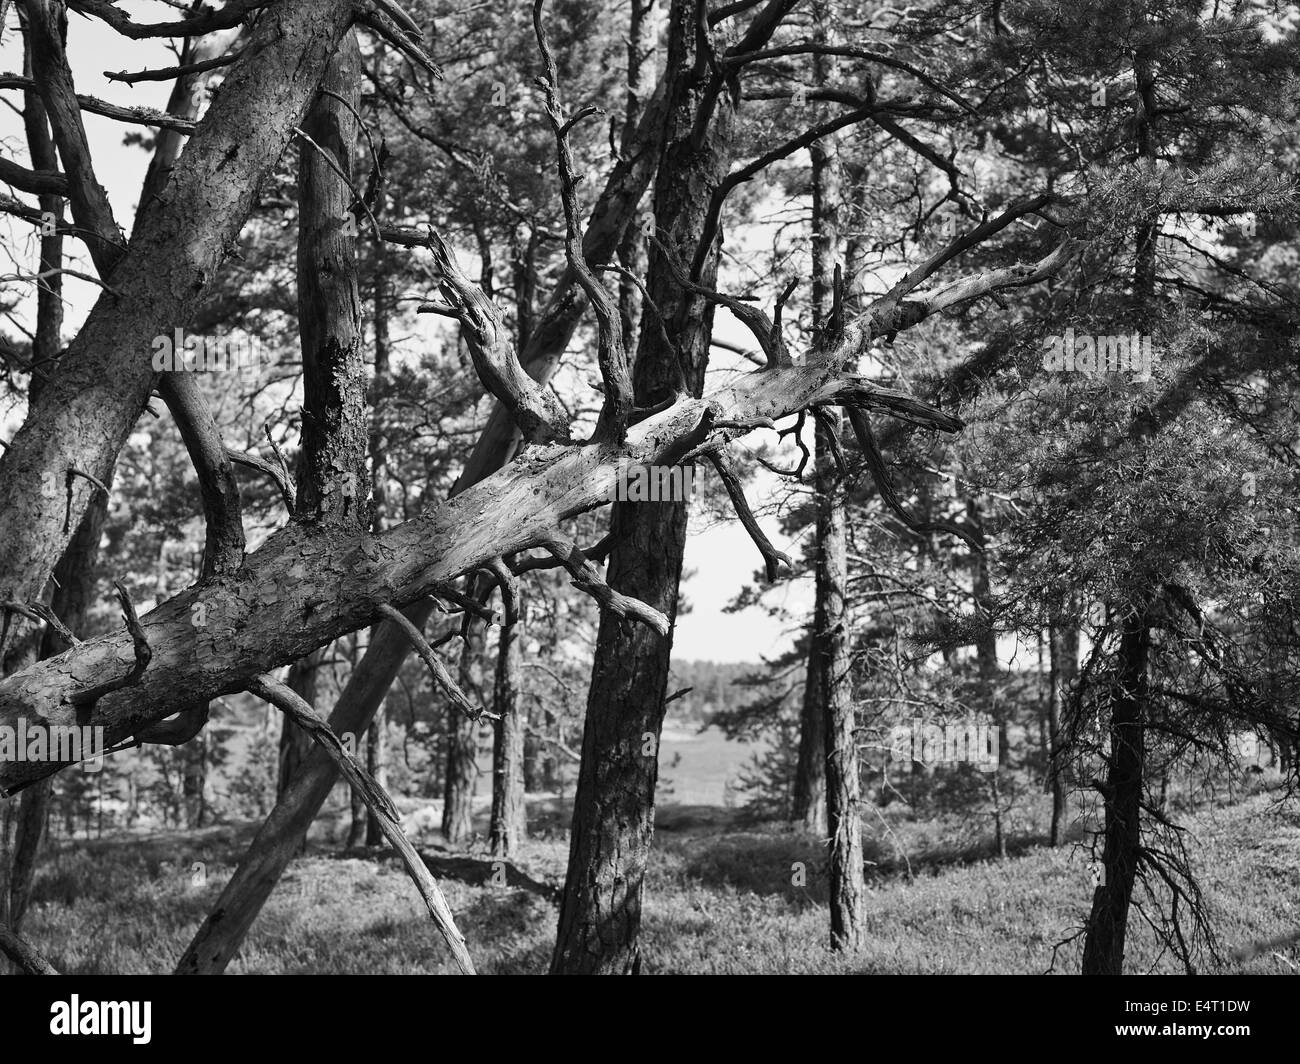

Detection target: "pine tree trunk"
[819, 448, 861, 950]
[792, 643, 826, 833]
[809, 15, 861, 950]
[278, 650, 323, 798]
[288, 27, 367, 845]
[346, 729, 367, 848]
[443, 621, 484, 845]
[551, 0, 738, 974]
[1047, 623, 1076, 846]
[182, 734, 207, 829]
[1081, 612, 1150, 974]
[490, 589, 526, 857]
[364, 709, 386, 847]
[0, 34, 102, 941]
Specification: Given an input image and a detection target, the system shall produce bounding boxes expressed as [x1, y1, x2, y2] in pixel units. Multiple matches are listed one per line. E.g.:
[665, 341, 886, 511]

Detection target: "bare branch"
[0, 73, 197, 131]
[541, 532, 670, 635]
[105, 50, 242, 86]
[533, 0, 633, 441]
[705, 451, 791, 581]
[376, 604, 496, 722]
[0, 152, 66, 194]
[227, 447, 295, 515]
[843, 404, 981, 550]
[726, 42, 979, 116]
[67, 0, 265, 39]
[883, 194, 1054, 303]
[354, 3, 441, 79]
[425, 229, 571, 443]
[247, 672, 475, 974]
[24, 0, 123, 273]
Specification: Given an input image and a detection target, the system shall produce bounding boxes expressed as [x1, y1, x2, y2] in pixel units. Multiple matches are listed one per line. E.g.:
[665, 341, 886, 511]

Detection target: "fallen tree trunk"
[0, 361, 968, 795]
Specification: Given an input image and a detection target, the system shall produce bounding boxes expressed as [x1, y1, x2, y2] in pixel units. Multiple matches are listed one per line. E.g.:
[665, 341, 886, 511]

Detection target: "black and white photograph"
[0, 0, 1295, 1033]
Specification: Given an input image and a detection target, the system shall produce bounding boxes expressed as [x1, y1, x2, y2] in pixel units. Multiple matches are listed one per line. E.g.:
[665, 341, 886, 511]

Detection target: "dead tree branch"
[376, 604, 496, 722]
[705, 451, 791, 581]
[247, 672, 475, 974]
[542, 532, 671, 635]
[534, 0, 634, 441]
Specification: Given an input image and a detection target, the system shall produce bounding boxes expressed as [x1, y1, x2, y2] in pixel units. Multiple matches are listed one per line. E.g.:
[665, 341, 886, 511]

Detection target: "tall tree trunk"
[443, 621, 484, 844]
[1081, 611, 1150, 974]
[364, 712, 387, 846]
[792, 642, 826, 833]
[1082, 43, 1159, 972]
[282, 28, 367, 829]
[363, 180, 394, 847]
[816, 396, 859, 949]
[551, 0, 739, 974]
[487, 218, 536, 858]
[968, 497, 1007, 858]
[1, 25, 86, 944]
[1047, 622, 1077, 845]
[615, 0, 654, 353]
[809, 4, 861, 951]
[490, 588, 525, 857]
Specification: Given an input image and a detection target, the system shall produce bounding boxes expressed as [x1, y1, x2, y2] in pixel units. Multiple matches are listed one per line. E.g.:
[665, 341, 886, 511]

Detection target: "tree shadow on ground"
[336, 846, 561, 902]
[664, 821, 1093, 899]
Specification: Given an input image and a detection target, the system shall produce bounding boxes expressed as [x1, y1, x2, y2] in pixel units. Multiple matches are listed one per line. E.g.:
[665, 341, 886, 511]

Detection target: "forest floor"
[21, 782, 1299, 974]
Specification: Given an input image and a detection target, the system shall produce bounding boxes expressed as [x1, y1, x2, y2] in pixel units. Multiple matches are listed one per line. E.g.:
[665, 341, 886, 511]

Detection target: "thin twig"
[377, 604, 497, 721]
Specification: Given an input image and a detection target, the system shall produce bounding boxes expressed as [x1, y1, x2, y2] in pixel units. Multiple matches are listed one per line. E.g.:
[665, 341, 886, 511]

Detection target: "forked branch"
[426, 230, 571, 444]
[652, 233, 795, 369]
[541, 532, 670, 635]
[844, 405, 981, 550]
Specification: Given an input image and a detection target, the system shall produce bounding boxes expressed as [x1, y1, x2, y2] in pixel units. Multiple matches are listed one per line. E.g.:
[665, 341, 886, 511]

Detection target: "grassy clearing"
[19, 787, 1299, 974]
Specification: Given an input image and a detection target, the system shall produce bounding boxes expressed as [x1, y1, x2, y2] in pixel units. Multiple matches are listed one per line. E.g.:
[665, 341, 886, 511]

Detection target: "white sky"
[0, 5, 807, 664]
